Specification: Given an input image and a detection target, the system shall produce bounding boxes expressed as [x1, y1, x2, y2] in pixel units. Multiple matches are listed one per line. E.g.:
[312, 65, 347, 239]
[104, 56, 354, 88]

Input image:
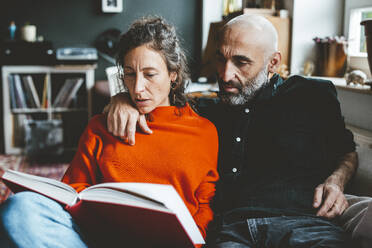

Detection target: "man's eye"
[236, 60, 249, 66]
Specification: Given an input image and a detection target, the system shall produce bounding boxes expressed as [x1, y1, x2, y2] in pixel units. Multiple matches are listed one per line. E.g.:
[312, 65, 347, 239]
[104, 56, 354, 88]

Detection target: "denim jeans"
[212, 215, 353, 248]
[0, 191, 89, 248]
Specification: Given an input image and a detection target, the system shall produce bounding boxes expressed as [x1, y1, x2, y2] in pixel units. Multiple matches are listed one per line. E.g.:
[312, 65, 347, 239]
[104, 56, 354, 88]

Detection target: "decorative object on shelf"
[262, 0, 276, 10]
[223, 0, 243, 17]
[56, 47, 98, 64]
[9, 21, 16, 40]
[21, 23, 37, 42]
[95, 28, 121, 64]
[313, 36, 348, 77]
[102, 0, 123, 13]
[278, 9, 288, 18]
[302, 61, 315, 76]
[345, 70, 367, 86]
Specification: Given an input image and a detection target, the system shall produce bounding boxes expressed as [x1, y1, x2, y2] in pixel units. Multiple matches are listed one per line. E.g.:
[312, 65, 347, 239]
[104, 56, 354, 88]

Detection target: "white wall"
[201, 0, 223, 53]
[290, 0, 344, 75]
[337, 89, 372, 131]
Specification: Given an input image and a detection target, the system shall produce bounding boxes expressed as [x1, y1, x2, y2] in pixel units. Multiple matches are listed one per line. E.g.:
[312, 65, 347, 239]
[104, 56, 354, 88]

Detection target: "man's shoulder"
[277, 75, 338, 101]
[281, 75, 336, 93]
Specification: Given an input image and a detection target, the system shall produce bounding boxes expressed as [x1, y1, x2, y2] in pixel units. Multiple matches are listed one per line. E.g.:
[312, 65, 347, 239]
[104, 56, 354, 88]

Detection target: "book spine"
[53, 80, 73, 108]
[13, 74, 27, 108]
[41, 74, 50, 109]
[62, 78, 84, 108]
[8, 75, 17, 109]
[24, 75, 41, 108]
[22, 76, 36, 108]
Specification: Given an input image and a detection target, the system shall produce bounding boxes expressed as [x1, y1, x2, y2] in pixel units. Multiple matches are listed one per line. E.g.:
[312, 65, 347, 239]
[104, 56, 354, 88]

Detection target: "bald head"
[220, 14, 278, 59]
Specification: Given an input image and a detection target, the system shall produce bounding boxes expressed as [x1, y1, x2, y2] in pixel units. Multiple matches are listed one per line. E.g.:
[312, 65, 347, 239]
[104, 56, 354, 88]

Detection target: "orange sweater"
[62, 104, 219, 241]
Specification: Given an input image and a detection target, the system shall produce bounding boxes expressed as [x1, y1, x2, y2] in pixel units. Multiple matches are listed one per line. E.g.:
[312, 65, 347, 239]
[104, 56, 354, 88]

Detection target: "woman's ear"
[170, 72, 177, 82]
[267, 51, 282, 74]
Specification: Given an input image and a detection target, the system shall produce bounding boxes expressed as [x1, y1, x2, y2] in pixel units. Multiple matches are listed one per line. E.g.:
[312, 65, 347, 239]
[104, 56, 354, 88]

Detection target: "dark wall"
[0, 0, 202, 80]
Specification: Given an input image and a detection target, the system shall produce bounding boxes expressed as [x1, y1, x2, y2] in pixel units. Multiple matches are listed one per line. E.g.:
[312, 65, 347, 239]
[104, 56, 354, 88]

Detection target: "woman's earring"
[171, 81, 177, 89]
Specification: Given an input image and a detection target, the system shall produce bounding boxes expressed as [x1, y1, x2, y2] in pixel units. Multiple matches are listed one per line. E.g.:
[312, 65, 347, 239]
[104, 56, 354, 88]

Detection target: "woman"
[0, 17, 218, 248]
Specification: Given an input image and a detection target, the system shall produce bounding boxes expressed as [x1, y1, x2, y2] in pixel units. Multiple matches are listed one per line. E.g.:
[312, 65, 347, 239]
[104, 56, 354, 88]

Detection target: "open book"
[1, 169, 204, 247]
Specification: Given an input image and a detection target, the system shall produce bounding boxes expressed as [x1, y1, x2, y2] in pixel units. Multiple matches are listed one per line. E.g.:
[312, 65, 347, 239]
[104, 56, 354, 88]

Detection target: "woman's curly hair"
[116, 16, 190, 107]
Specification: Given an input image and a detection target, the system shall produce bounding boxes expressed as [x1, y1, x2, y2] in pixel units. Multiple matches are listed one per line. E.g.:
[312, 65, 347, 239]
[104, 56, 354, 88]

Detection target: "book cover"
[1, 169, 204, 247]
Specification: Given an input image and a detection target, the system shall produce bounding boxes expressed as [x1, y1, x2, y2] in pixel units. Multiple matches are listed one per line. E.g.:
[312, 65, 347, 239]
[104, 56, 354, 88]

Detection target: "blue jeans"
[212, 215, 353, 248]
[0, 192, 89, 248]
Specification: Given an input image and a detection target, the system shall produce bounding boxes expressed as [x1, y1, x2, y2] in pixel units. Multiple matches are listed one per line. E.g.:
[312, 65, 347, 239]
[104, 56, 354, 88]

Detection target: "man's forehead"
[218, 31, 263, 58]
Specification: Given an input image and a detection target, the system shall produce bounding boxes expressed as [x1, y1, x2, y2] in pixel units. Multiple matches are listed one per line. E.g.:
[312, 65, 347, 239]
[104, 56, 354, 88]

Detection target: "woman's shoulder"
[86, 114, 107, 133]
[185, 105, 218, 134]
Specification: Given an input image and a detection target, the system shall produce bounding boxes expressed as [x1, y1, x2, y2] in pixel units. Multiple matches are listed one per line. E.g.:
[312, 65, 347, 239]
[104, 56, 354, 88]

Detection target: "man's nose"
[220, 61, 236, 82]
[134, 75, 146, 94]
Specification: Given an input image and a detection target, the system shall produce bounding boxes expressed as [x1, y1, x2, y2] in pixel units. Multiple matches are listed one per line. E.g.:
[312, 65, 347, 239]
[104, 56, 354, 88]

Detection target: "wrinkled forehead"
[218, 26, 265, 59]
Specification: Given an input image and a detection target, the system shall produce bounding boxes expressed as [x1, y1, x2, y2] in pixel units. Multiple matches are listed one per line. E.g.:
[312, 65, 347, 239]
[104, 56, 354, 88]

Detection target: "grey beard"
[219, 66, 269, 106]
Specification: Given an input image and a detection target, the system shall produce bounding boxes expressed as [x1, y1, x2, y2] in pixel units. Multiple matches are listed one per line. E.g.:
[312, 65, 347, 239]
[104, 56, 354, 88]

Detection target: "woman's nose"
[134, 75, 146, 94]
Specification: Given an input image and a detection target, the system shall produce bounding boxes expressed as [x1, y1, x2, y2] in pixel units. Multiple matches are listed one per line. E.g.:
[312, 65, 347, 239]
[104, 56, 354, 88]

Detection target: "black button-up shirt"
[197, 74, 355, 220]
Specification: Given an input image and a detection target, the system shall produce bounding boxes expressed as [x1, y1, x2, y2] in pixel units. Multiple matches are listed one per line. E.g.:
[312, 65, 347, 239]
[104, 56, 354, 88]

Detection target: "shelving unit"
[2, 65, 96, 154]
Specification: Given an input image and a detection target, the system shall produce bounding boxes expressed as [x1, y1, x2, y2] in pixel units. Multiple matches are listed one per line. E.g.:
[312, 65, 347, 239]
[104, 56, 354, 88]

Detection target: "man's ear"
[267, 51, 282, 74]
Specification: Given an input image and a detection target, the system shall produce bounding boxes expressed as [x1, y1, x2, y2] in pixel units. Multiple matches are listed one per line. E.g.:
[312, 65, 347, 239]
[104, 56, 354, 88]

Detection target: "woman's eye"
[146, 73, 156, 78]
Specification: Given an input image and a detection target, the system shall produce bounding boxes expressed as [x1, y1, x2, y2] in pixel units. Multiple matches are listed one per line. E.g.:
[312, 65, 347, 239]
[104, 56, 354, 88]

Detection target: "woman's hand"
[104, 92, 152, 145]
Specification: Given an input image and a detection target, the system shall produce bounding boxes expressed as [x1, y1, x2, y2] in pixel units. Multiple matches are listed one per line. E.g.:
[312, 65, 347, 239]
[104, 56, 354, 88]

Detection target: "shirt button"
[244, 108, 250, 113]
[236, 137, 241, 142]
[232, 168, 237, 173]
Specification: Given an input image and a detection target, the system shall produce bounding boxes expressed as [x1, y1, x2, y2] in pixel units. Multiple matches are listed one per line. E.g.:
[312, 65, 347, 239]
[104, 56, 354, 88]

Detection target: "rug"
[0, 155, 69, 203]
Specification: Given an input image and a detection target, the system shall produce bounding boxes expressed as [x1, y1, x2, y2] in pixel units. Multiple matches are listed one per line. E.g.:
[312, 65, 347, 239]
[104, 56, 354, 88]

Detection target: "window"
[349, 7, 372, 56]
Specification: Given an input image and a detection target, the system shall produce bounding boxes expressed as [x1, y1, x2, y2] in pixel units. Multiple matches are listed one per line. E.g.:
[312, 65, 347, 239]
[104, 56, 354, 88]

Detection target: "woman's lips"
[135, 99, 150, 106]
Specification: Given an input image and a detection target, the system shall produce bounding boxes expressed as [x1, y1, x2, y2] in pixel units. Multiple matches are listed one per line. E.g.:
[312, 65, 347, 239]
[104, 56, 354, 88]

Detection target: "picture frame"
[102, 0, 123, 13]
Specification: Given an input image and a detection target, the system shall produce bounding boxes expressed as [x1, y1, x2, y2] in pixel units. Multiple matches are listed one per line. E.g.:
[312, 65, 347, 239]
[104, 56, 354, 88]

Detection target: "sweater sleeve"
[62, 117, 103, 192]
[193, 167, 219, 239]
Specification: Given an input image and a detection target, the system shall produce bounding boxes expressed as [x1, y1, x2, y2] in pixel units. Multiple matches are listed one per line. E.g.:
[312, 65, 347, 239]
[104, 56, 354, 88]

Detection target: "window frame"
[348, 6, 372, 57]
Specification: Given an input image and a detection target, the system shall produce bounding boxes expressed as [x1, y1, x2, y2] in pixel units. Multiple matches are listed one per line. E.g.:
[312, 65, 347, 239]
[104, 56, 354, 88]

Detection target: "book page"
[2, 170, 78, 206]
[79, 187, 170, 213]
[83, 182, 204, 244]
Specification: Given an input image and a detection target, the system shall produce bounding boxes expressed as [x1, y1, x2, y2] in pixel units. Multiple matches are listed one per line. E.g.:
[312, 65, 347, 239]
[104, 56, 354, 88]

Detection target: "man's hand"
[103, 92, 152, 145]
[313, 151, 358, 219]
[313, 182, 348, 219]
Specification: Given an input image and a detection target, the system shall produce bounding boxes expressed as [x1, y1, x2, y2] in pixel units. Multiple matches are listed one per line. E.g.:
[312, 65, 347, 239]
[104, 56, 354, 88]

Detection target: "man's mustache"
[218, 79, 242, 90]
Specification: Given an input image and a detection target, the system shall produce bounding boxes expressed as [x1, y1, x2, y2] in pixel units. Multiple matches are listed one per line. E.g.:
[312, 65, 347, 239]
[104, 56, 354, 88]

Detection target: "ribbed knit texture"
[62, 104, 219, 240]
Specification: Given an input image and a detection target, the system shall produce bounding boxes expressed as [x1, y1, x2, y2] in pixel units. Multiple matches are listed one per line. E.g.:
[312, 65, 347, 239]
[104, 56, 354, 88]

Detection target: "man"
[105, 15, 362, 247]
